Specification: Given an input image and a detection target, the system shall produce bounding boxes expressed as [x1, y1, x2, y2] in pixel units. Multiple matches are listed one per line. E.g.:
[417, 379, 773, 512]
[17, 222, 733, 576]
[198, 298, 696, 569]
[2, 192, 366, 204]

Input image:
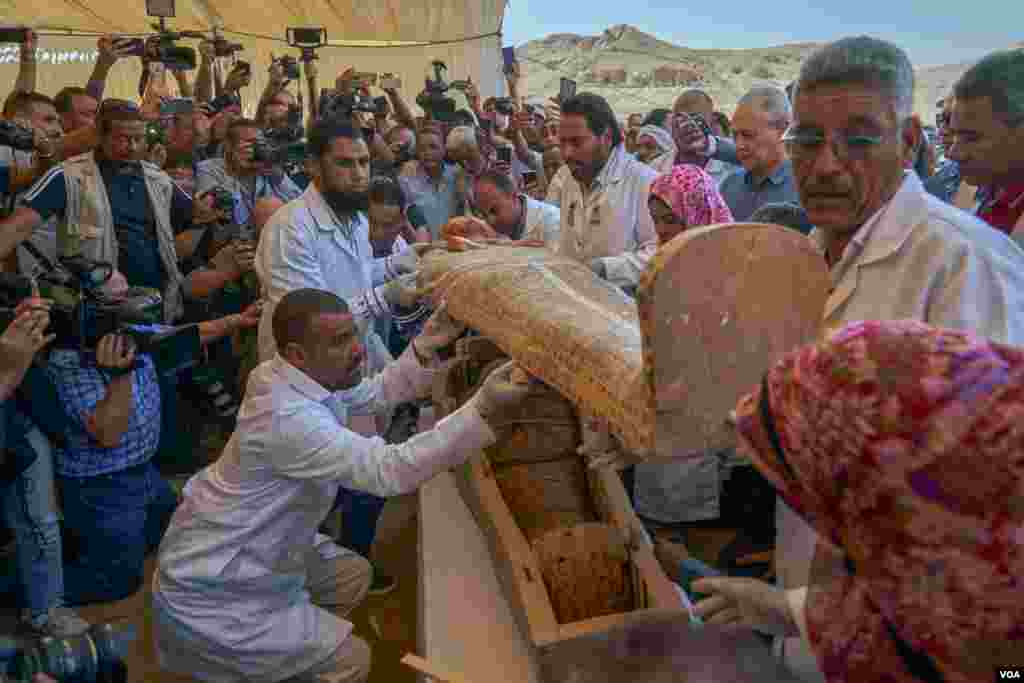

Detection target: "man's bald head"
[273, 288, 350, 354]
[252, 197, 285, 231]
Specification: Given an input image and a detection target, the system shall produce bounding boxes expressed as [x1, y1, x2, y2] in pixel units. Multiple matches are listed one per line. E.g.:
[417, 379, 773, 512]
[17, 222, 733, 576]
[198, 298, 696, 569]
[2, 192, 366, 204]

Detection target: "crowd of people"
[0, 24, 1021, 683]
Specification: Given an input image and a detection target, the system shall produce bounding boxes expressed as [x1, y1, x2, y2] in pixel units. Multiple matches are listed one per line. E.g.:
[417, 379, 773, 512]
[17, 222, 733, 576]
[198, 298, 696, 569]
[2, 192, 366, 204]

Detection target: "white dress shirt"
[557, 143, 659, 290]
[255, 183, 415, 362]
[777, 172, 1024, 681]
[152, 346, 495, 682]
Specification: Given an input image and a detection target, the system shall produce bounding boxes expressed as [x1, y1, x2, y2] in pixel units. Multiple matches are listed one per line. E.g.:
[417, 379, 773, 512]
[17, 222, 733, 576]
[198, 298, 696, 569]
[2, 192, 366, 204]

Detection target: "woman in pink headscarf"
[630, 165, 735, 540]
[647, 165, 734, 245]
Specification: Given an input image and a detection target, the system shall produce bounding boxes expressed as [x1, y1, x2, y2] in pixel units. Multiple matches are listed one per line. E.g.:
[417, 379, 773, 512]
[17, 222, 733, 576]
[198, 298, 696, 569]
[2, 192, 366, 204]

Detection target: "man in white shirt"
[472, 170, 560, 246]
[557, 93, 658, 291]
[695, 36, 1024, 682]
[153, 288, 532, 683]
[255, 119, 422, 364]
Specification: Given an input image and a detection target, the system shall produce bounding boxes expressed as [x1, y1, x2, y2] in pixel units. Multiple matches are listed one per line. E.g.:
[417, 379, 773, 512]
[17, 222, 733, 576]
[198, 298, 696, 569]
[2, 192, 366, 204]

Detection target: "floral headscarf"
[649, 165, 734, 231]
[734, 319, 1024, 683]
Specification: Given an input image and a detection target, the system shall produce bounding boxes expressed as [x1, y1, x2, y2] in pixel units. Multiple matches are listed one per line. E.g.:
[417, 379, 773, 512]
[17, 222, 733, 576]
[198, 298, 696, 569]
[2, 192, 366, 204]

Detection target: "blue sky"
[501, 0, 1021, 67]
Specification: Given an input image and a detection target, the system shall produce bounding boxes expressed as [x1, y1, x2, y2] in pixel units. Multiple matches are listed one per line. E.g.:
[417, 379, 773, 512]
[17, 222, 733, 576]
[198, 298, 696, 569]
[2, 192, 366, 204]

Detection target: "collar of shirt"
[814, 172, 916, 274]
[742, 159, 792, 188]
[592, 143, 631, 193]
[269, 353, 331, 403]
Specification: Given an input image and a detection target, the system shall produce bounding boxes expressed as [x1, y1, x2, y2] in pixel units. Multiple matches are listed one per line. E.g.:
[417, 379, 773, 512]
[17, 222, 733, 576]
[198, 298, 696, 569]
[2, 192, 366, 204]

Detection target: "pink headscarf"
[649, 164, 733, 230]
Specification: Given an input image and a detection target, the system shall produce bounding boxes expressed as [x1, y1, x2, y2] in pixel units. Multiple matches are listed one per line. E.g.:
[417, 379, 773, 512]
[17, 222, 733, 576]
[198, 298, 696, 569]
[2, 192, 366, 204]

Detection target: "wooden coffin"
[420, 227, 829, 459]
[433, 338, 683, 683]
[420, 246, 652, 456]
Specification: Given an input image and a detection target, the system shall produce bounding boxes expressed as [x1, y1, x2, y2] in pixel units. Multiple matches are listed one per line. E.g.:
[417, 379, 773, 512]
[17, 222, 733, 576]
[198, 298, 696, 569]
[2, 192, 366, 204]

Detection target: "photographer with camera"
[2, 99, 199, 323]
[195, 118, 303, 228]
[0, 293, 91, 639]
[38, 269, 262, 606]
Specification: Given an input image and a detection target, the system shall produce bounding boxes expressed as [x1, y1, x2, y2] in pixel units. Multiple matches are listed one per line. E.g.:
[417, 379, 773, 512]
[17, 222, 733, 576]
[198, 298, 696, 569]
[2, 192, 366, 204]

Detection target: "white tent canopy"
[0, 0, 507, 112]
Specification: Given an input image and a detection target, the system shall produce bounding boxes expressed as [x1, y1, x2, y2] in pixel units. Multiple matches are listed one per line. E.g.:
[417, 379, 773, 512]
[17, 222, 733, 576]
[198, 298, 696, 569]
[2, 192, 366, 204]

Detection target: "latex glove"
[472, 360, 533, 421]
[380, 273, 422, 309]
[414, 302, 466, 354]
[692, 576, 800, 637]
[387, 243, 430, 277]
[577, 417, 642, 470]
[589, 257, 608, 279]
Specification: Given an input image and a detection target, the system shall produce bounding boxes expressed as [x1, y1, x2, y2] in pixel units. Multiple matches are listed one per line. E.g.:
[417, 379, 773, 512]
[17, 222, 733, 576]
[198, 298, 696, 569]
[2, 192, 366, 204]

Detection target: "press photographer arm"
[14, 29, 37, 95]
[195, 40, 216, 103]
[86, 35, 132, 101]
[0, 296, 53, 402]
[382, 80, 416, 131]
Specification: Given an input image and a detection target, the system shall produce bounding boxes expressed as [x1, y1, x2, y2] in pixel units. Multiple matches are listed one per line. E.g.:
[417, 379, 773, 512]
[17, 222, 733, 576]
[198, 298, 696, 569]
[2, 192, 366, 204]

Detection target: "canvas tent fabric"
[0, 0, 506, 113]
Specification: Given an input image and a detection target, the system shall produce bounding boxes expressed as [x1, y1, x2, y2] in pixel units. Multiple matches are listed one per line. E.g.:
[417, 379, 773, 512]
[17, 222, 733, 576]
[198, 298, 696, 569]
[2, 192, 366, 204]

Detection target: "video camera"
[113, 0, 201, 71]
[0, 120, 35, 152]
[319, 89, 377, 121]
[0, 248, 199, 375]
[416, 60, 457, 123]
[0, 621, 135, 683]
[252, 104, 306, 169]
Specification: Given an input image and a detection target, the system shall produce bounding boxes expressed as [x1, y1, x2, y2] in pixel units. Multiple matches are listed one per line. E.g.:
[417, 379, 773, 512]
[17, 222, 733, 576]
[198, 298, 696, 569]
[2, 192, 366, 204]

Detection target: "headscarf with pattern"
[649, 164, 734, 230]
[734, 319, 1024, 683]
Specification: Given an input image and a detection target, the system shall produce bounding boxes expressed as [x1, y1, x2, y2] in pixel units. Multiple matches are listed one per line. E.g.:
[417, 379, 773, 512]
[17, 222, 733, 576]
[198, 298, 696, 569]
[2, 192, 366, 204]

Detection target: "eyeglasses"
[782, 128, 885, 163]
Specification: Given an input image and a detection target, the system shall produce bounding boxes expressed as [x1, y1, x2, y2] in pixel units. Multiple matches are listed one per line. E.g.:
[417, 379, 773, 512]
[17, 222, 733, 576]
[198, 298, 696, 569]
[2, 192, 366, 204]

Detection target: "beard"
[322, 189, 369, 217]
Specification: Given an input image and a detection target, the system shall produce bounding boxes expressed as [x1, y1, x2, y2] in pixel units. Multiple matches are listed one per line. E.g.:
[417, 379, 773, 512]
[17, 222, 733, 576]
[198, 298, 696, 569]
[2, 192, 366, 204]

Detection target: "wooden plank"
[458, 454, 562, 645]
[637, 223, 830, 456]
[588, 467, 681, 611]
[401, 654, 475, 683]
[418, 472, 541, 683]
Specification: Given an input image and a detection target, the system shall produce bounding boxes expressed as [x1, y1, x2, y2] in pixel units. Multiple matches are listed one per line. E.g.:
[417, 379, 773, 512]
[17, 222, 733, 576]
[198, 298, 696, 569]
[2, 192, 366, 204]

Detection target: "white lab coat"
[152, 346, 495, 682]
[255, 183, 401, 363]
[557, 143, 659, 290]
[777, 172, 1024, 680]
[522, 195, 561, 246]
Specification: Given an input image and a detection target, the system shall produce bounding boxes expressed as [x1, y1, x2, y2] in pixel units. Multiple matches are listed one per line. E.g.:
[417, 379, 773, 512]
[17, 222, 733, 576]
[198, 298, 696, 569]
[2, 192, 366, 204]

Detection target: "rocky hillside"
[516, 24, 975, 123]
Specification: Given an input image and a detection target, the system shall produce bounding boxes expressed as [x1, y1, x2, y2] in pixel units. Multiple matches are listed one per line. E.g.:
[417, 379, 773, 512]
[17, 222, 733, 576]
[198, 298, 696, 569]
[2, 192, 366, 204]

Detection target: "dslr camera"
[0, 622, 136, 683]
[252, 104, 306, 168]
[111, 0, 201, 71]
[0, 251, 198, 376]
[416, 60, 457, 123]
[0, 119, 35, 152]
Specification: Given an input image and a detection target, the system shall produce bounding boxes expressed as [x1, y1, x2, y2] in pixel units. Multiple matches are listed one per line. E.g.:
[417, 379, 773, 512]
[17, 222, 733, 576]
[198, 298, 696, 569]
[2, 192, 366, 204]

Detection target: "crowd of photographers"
[0, 19, 1021, 683]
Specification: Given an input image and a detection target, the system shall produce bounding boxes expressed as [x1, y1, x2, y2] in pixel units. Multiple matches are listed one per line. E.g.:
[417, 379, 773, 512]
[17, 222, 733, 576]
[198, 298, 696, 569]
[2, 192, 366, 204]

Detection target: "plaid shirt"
[45, 348, 162, 478]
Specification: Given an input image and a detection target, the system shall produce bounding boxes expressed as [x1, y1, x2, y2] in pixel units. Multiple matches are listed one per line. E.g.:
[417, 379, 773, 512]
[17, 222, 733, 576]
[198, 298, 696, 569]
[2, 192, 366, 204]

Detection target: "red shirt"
[977, 182, 1024, 235]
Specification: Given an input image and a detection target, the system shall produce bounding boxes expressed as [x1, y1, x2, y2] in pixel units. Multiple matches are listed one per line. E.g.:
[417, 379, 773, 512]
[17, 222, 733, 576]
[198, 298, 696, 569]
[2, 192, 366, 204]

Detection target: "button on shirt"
[195, 158, 302, 227]
[153, 347, 494, 682]
[45, 349, 162, 478]
[718, 159, 800, 222]
[557, 143, 658, 290]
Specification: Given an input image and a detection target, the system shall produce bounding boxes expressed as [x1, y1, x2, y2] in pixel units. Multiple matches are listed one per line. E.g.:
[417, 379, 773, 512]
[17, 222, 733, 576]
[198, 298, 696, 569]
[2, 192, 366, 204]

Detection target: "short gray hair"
[795, 36, 915, 118]
[737, 85, 792, 129]
[953, 49, 1024, 127]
